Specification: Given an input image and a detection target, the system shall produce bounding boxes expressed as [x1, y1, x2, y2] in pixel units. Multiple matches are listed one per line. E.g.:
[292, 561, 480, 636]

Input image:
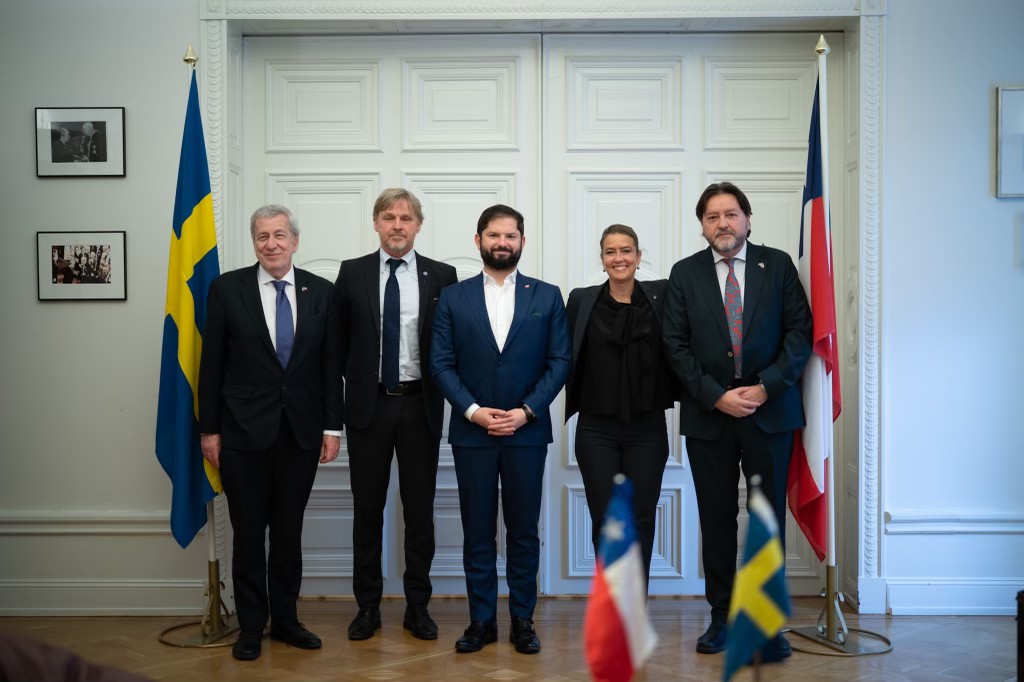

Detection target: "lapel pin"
[524, 284, 531, 289]
[301, 286, 308, 292]
[758, 262, 765, 269]
[422, 271, 428, 277]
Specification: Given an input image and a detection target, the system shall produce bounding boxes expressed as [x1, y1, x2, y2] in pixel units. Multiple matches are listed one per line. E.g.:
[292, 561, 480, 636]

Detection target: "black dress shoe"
[270, 622, 322, 649]
[403, 603, 438, 640]
[348, 606, 382, 641]
[232, 633, 262, 661]
[509, 617, 541, 654]
[454, 620, 498, 653]
[761, 633, 792, 661]
[696, 622, 728, 654]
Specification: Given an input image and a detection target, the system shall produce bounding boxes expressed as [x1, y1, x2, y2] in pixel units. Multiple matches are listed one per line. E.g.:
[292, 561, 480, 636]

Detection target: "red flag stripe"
[808, 195, 842, 419]
[788, 79, 840, 562]
[584, 563, 635, 682]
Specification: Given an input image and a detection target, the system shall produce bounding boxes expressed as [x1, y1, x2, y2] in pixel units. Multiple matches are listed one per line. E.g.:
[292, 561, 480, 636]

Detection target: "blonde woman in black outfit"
[565, 224, 675, 586]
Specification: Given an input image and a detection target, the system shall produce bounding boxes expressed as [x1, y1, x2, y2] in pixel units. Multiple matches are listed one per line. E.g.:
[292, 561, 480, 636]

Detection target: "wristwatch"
[520, 403, 538, 423]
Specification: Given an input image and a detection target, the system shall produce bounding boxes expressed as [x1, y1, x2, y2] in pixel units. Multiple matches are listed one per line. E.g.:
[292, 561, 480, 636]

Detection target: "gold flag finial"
[816, 35, 831, 56]
[183, 44, 198, 68]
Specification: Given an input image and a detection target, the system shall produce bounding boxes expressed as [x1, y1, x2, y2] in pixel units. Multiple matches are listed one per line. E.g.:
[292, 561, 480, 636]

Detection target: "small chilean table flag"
[584, 475, 658, 682]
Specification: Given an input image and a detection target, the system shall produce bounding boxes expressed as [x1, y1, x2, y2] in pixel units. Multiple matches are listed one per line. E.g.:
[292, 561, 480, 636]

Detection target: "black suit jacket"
[198, 264, 343, 451]
[662, 243, 812, 439]
[564, 279, 673, 421]
[334, 251, 457, 436]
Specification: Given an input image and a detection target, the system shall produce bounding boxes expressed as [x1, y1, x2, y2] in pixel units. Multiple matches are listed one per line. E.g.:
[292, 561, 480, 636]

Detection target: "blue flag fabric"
[155, 70, 222, 549]
[723, 484, 792, 681]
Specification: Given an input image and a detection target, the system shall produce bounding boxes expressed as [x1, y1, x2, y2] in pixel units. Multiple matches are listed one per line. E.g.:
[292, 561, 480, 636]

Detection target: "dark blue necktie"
[273, 280, 294, 368]
[382, 258, 402, 390]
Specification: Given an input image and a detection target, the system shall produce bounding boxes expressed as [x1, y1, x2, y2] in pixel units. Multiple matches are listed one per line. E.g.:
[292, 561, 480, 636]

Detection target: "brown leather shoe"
[509, 617, 541, 654]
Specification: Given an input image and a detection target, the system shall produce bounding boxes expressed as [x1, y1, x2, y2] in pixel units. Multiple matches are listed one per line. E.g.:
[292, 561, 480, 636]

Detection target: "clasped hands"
[714, 384, 768, 418]
[470, 406, 528, 436]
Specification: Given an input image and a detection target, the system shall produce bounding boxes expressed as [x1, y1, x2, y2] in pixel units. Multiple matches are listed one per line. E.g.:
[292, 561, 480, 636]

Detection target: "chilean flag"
[584, 475, 658, 682]
[788, 79, 842, 562]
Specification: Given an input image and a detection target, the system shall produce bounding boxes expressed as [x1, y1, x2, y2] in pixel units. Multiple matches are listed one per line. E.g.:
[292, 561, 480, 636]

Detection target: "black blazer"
[334, 251, 457, 436]
[662, 243, 813, 439]
[198, 264, 343, 452]
[564, 279, 672, 422]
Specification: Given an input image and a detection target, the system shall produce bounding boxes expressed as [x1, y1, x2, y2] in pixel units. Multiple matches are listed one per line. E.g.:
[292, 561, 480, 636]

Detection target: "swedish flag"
[155, 70, 222, 549]
[723, 478, 792, 681]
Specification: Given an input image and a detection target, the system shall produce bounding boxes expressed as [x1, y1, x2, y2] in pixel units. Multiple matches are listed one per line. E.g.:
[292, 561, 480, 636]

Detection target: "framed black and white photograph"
[997, 86, 1024, 197]
[35, 107, 126, 178]
[37, 231, 127, 301]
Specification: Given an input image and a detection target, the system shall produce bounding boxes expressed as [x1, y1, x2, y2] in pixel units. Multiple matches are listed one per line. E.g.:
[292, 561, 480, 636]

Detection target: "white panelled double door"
[240, 32, 840, 600]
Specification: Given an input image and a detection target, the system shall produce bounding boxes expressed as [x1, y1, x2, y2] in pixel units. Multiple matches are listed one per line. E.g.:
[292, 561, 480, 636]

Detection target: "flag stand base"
[159, 559, 240, 648]
[788, 564, 892, 656]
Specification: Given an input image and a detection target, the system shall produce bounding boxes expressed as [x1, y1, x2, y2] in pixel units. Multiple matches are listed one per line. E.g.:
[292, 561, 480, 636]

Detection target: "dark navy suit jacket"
[430, 272, 571, 447]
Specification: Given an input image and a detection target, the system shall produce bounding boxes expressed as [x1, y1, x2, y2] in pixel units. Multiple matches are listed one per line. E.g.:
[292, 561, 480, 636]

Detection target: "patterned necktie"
[381, 258, 402, 390]
[723, 258, 743, 377]
[273, 280, 294, 368]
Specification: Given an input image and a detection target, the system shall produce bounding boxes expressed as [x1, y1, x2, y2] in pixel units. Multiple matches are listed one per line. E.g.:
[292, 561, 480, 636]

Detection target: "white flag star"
[602, 519, 625, 542]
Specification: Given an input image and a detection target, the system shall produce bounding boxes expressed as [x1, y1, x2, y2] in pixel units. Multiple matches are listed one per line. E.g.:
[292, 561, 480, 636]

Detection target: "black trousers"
[575, 412, 669, 585]
[220, 416, 319, 635]
[347, 387, 440, 608]
[686, 417, 791, 624]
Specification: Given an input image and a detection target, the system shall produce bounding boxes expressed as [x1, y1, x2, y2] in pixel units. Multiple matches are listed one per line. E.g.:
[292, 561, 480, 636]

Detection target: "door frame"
[197, 0, 887, 614]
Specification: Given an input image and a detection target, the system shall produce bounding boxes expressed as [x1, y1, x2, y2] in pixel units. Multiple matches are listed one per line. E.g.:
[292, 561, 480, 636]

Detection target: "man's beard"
[480, 245, 522, 271]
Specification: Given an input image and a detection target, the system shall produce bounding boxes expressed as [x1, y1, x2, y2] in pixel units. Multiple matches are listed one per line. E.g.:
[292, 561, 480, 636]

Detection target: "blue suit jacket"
[430, 272, 571, 447]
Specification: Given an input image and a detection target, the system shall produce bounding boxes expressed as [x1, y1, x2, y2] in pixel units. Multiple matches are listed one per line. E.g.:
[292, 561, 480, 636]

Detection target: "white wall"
[0, 0, 210, 613]
[881, 0, 1024, 614]
[2, 0, 1023, 616]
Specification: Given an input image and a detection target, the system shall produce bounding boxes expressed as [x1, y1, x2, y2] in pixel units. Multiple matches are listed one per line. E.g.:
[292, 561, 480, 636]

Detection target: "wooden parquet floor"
[0, 597, 1017, 682]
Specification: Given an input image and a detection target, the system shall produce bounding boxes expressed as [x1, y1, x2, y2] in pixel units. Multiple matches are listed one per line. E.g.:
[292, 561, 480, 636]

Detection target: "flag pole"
[158, 45, 237, 648]
[787, 35, 890, 658]
[815, 33, 841, 644]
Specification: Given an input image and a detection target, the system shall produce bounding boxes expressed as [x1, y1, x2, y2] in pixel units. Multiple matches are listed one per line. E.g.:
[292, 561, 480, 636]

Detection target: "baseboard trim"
[0, 579, 206, 616]
[886, 578, 1021, 615]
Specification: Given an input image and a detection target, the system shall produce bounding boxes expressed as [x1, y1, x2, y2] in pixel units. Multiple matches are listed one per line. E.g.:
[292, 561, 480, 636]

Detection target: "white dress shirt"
[712, 241, 748, 301]
[464, 269, 518, 420]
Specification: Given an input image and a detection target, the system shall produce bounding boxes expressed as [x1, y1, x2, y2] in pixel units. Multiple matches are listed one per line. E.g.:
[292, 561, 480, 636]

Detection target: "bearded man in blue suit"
[430, 204, 571, 656]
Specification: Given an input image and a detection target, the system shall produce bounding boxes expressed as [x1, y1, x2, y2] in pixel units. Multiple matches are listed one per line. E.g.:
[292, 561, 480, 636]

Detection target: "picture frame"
[997, 86, 1024, 198]
[37, 231, 127, 301]
[35, 107, 126, 178]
